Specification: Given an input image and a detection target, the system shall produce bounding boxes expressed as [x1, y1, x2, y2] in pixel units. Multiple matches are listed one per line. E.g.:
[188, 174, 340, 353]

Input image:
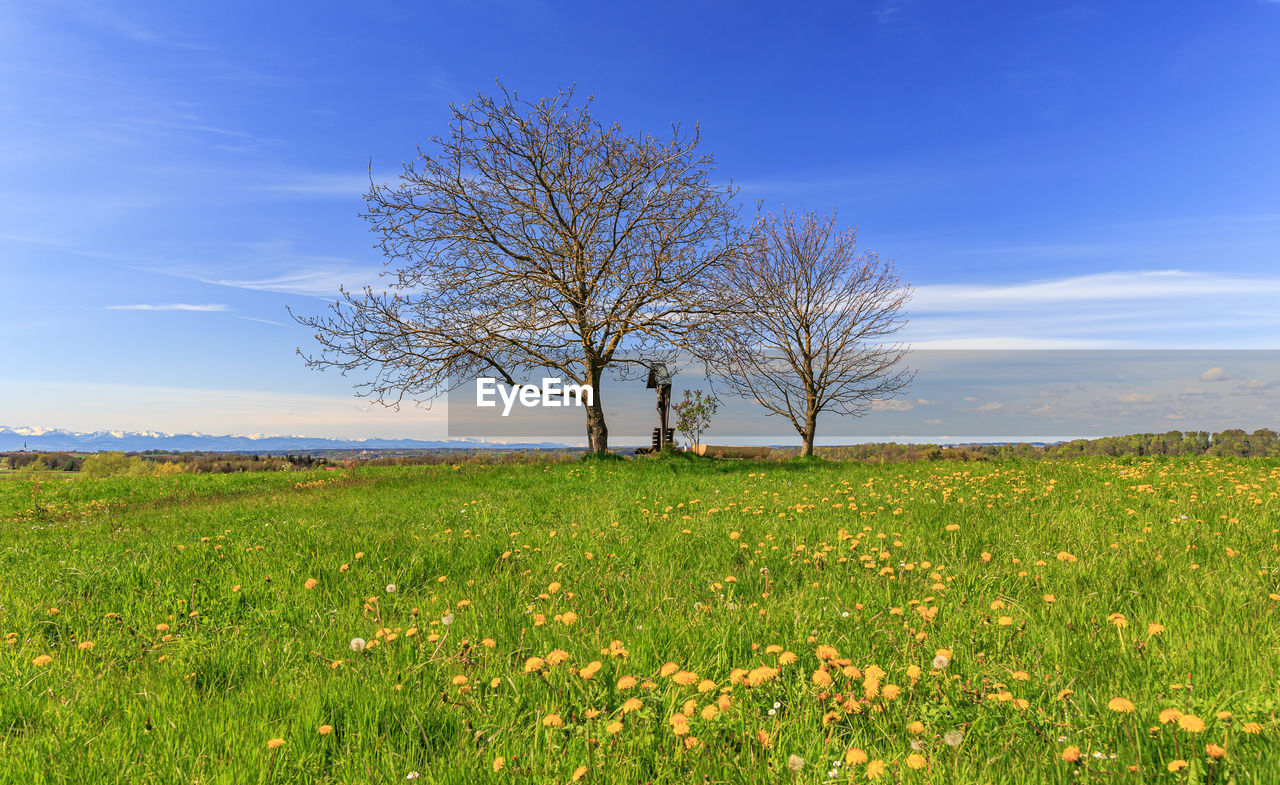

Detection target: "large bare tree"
[698, 209, 913, 456]
[295, 86, 742, 453]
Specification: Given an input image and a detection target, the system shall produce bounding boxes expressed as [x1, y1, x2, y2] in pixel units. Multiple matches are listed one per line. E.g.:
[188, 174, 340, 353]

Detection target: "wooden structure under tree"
[636, 363, 675, 454]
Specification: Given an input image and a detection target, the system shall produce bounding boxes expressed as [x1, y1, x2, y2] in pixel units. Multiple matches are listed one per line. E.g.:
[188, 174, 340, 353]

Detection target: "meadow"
[2, 456, 1278, 783]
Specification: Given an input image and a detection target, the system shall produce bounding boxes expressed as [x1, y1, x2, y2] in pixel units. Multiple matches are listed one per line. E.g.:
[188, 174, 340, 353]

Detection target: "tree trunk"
[585, 370, 608, 454]
[800, 409, 819, 457]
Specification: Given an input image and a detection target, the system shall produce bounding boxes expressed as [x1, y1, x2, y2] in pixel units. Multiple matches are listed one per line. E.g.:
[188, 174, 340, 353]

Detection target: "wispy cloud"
[872, 0, 914, 24]
[911, 270, 1280, 313]
[253, 173, 378, 198]
[198, 266, 382, 297]
[234, 315, 289, 327]
[49, 0, 208, 49]
[107, 303, 229, 312]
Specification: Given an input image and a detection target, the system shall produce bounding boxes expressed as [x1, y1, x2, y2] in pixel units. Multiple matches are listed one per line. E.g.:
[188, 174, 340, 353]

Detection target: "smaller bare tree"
[699, 209, 912, 457]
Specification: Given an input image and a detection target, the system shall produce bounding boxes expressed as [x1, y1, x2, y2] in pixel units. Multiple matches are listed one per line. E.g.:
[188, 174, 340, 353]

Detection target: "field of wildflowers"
[2, 457, 1278, 783]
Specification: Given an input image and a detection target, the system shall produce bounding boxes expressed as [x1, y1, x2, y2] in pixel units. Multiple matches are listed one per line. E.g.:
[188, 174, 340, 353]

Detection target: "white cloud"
[0, 378, 449, 439]
[1200, 366, 1235, 382]
[870, 399, 915, 411]
[198, 268, 374, 297]
[976, 401, 1003, 412]
[1118, 393, 1155, 403]
[253, 173, 381, 198]
[107, 303, 229, 312]
[1181, 387, 1205, 396]
[907, 336, 1117, 350]
[910, 270, 1280, 313]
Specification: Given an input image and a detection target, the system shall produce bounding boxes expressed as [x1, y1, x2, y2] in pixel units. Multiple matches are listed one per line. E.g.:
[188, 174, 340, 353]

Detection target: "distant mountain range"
[0, 426, 571, 453]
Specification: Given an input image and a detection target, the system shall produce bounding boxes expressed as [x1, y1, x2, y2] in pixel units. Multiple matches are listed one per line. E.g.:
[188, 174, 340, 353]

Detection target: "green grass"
[2, 457, 1278, 783]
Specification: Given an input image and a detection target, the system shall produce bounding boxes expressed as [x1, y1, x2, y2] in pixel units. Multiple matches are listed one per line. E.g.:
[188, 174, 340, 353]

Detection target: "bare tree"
[698, 209, 913, 457]
[294, 85, 742, 453]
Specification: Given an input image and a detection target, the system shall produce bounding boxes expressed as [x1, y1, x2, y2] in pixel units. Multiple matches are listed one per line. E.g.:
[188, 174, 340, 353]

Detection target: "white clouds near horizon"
[909, 270, 1280, 312]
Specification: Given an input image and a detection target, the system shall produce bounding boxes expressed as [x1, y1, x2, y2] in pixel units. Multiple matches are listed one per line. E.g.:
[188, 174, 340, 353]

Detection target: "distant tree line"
[0, 451, 337, 476]
[2, 431, 1277, 476]
[806, 429, 1280, 462]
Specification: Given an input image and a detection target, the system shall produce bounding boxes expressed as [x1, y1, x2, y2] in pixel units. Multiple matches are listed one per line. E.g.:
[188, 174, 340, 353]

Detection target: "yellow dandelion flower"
[906, 753, 926, 770]
[1107, 697, 1135, 714]
[1167, 760, 1188, 772]
[571, 765, 587, 782]
[659, 662, 679, 677]
[606, 720, 623, 734]
[621, 698, 643, 714]
[542, 714, 563, 728]
[1159, 708, 1183, 724]
[616, 675, 638, 690]
[1205, 743, 1226, 759]
[545, 649, 570, 667]
[907, 721, 925, 734]
[1147, 623, 1165, 636]
[1242, 722, 1262, 734]
[32, 654, 53, 667]
[1061, 746, 1081, 762]
[492, 756, 505, 772]
[267, 738, 285, 749]
[1178, 714, 1205, 733]
[318, 725, 333, 735]
[524, 656, 546, 673]
[77, 641, 94, 651]
[672, 670, 698, 686]
[1107, 613, 1128, 629]
[778, 650, 797, 665]
[304, 578, 318, 589]
[811, 669, 833, 687]
[845, 747, 868, 765]
[866, 759, 886, 779]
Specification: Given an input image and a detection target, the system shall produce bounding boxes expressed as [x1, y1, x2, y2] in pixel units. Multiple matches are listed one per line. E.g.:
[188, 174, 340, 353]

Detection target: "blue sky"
[2, 1, 1279, 441]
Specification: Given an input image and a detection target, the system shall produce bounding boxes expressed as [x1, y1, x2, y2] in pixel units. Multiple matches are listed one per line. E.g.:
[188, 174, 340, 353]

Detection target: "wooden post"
[646, 363, 673, 450]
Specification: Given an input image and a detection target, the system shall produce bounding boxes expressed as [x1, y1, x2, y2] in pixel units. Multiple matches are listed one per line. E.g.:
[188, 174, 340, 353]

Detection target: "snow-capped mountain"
[0, 426, 568, 452]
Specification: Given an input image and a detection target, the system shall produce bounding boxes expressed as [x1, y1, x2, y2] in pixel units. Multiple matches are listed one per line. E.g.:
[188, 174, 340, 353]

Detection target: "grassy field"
[2, 457, 1278, 783]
